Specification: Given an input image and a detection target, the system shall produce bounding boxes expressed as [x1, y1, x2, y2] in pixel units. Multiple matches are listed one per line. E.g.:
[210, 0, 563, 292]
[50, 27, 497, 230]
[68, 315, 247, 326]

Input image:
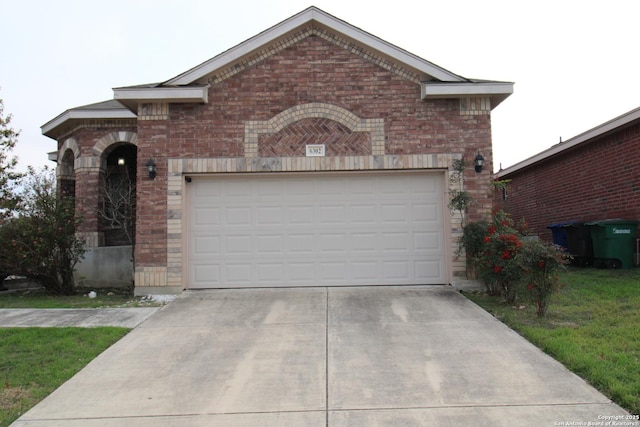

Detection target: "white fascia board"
[496, 106, 640, 178]
[421, 82, 514, 99]
[113, 86, 208, 103]
[42, 108, 136, 136]
[166, 7, 464, 86]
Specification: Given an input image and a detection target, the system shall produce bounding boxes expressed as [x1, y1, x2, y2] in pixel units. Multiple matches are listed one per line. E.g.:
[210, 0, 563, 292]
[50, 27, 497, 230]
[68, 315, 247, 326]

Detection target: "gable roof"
[113, 6, 512, 111]
[496, 106, 640, 178]
[163, 7, 465, 86]
[43, 7, 513, 139]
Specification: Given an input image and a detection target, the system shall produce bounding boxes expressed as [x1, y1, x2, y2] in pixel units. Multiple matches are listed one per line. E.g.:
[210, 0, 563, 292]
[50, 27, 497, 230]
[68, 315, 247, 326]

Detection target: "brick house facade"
[42, 7, 513, 294]
[495, 107, 640, 241]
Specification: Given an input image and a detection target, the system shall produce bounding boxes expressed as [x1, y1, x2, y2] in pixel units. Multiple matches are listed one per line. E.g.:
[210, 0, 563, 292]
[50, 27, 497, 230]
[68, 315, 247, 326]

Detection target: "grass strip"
[0, 287, 160, 308]
[0, 327, 129, 426]
[465, 267, 640, 415]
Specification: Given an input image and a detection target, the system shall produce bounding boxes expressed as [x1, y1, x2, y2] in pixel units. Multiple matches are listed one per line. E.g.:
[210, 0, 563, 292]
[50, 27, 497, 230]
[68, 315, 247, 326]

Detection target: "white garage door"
[187, 172, 446, 288]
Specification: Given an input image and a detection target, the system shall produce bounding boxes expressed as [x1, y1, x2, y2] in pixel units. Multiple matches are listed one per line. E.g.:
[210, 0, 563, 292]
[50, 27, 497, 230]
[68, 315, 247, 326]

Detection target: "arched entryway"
[100, 144, 137, 247]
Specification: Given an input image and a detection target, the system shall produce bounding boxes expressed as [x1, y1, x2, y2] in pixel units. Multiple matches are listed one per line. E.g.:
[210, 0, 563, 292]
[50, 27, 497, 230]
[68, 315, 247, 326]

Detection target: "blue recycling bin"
[546, 221, 576, 250]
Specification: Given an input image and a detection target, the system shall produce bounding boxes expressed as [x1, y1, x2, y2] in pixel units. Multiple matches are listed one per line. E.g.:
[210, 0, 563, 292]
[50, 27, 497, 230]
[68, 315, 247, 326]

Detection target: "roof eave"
[496, 106, 640, 178]
[42, 108, 136, 139]
[421, 81, 514, 110]
[164, 6, 465, 86]
[113, 86, 209, 112]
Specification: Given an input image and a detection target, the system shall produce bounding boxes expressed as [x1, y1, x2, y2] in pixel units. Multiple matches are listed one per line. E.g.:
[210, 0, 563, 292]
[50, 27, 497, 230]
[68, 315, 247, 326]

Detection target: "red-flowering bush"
[475, 209, 569, 315]
[478, 210, 524, 302]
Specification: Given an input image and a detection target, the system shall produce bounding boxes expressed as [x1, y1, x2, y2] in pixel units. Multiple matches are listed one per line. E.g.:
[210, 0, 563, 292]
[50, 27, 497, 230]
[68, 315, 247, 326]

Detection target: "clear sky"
[2, 0, 639, 173]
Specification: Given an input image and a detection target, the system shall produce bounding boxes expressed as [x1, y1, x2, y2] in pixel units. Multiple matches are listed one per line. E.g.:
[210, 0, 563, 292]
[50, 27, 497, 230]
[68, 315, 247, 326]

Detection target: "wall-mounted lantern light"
[145, 158, 157, 180]
[474, 152, 484, 173]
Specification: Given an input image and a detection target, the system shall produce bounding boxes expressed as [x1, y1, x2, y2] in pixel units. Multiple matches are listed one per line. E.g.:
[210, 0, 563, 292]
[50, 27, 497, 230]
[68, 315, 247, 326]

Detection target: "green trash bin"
[586, 219, 639, 269]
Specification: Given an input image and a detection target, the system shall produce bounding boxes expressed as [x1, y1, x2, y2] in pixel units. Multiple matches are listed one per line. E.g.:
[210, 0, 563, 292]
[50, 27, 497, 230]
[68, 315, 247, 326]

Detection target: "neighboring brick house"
[42, 7, 513, 295]
[495, 107, 640, 242]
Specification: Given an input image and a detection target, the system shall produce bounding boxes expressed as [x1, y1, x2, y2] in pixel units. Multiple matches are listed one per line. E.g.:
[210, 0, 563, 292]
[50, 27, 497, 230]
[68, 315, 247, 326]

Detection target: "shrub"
[0, 168, 85, 295]
[460, 220, 489, 279]
[478, 210, 524, 301]
[518, 238, 569, 316]
[475, 209, 569, 316]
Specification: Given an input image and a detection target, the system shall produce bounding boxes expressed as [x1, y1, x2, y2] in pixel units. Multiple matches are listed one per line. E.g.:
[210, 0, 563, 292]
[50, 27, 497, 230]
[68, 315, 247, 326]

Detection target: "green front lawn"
[0, 285, 160, 309]
[0, 327, 129, 426]
[465, 267, 640, 414]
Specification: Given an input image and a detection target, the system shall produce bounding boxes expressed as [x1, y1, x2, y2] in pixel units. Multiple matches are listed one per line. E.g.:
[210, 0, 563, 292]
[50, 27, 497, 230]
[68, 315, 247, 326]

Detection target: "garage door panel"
[225, 235, 251, 254]
[319, 262, 348, 280]
[414, 232, 443, 251]
[194, 235, 220, 255]
[412, 203, 440, 223]
[288, 206, 314, 224]
[226, 264, 252, 282]
[194, 208, 221, 226]
[192, 264, 221, 286]
[350, 205, 377, 223]
[350, 232, 377, 253]
[257, 264, 283, 282]
[381, 232, 409, 252]
[257, 235, 284, 254]
[319, 205, 346, 223]
[188, 172, 446, 288]
[256, 206, 283, 225]
[289, 263, 316, 281]
[415, 260, 442, 280]
[381, 204, 408, 223]
[226, 207, 251, 226]
[288, 233, 315, 252]
[383, 261, 410, 280]
[319, 233, 348, 252]
[351, 261, 380, 279]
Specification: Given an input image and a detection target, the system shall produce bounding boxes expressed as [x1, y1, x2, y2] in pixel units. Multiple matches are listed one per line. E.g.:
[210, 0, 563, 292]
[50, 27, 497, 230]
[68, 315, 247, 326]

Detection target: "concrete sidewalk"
[0, 307, 160, 328]
[11, 286, 631, 426]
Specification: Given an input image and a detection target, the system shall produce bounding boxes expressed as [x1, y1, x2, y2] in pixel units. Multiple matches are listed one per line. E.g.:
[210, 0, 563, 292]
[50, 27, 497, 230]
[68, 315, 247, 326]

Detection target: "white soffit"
[42, 107, 135, 138]
[421, 81, 514, 109]
[113, 86, 208, 109]
[496, 106, 640, 178]
[164, 7, 465, 86]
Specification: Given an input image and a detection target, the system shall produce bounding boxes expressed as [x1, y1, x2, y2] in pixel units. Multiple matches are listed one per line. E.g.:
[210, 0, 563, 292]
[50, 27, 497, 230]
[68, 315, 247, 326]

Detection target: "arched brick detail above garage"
[245, 103, 385, 158]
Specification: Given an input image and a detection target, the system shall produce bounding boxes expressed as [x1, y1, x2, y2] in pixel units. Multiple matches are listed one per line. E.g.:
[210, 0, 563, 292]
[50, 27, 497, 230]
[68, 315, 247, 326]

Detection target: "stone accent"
[138, 103, 169, 121]
[134, 266, 168, 289]
[92, 131, 138, 155]
[74, 156, 102, 173]
[460, 97, 491, 115]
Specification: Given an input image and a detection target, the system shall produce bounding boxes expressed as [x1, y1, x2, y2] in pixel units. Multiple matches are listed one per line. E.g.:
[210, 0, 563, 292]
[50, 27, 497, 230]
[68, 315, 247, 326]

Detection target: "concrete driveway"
[12, 286, 629, 426]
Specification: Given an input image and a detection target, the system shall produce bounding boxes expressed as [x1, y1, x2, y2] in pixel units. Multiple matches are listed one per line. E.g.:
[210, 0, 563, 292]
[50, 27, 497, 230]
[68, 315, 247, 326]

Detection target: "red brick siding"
[79, 35, 494, 268]
[498, 122, 640, 240]
[151, 35, 493, 216]
[135, 121, 168, 266]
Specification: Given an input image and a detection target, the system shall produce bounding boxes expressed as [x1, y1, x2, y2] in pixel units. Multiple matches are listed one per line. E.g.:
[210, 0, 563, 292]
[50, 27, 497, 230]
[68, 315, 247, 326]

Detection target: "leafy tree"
[0, 94, 23, 218]
[0, 168, 86, 295]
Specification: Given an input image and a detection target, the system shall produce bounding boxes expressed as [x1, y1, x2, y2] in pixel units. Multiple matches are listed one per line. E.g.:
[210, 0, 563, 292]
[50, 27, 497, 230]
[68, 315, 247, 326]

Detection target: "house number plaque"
[306, 144, 325, 157]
